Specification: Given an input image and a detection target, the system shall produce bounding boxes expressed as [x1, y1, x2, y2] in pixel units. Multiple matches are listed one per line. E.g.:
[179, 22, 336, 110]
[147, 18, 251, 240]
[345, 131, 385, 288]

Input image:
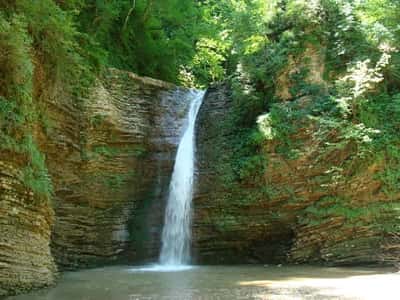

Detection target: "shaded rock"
[0, 68, 191, 295]
[0, 160, 57, 296]
[45, 69, 192, 268]
[193, 84, 399, 266]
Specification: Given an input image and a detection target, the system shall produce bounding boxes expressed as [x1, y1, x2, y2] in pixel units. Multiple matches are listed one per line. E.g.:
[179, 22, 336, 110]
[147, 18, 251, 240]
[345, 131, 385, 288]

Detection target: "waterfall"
[159, 90, 205, 266]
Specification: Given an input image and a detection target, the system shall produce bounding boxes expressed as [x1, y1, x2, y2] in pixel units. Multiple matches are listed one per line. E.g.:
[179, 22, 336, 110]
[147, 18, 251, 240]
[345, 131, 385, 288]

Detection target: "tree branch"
[122, 0, 136, 32]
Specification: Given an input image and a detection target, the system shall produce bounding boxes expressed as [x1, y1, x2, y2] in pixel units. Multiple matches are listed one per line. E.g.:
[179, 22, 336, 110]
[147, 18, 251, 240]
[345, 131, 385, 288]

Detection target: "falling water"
[159, 90, 205, 267]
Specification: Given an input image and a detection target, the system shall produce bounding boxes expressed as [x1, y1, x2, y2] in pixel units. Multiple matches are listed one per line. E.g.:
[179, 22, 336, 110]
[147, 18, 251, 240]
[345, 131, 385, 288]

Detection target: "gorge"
[2, 72, 399, 299]
[2, 69, 399, 298]
[1, 0, 400, 299]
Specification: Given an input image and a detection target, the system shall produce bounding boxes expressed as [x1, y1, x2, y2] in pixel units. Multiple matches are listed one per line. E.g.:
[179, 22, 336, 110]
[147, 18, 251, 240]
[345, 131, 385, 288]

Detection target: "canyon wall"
[193, 85, 399, 266]
[0, 69, 190, 295]
[0, 158, 57, 296]
[48, 69, 190, 269]
[1, 67, 398, 297]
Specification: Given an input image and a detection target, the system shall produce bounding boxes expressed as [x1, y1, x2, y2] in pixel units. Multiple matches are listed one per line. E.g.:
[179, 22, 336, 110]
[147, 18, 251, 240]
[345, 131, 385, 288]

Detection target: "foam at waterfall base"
[129, 264, 195, 272]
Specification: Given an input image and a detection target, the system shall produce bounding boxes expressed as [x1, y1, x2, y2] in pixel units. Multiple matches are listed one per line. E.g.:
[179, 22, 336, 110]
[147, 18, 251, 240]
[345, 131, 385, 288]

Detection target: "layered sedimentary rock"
[193, 85, 399, 266]
[1, 69, 190, 295]
[47, 69, 191, 268]
[193, 86, 294, 264]
[0, 160, 57, 296]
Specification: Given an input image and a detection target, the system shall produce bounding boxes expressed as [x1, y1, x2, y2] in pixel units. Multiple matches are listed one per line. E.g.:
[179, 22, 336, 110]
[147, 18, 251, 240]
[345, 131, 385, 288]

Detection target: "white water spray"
[159, 90, 205, 267]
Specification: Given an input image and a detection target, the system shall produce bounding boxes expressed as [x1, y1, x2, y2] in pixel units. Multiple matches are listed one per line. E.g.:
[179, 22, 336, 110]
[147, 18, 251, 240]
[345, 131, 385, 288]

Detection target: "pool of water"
[7, 265, 399, 300]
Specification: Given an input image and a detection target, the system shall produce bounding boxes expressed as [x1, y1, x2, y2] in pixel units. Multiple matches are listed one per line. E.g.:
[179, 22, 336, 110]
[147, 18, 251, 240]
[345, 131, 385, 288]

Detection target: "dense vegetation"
[0, 0, 399, 240]
[201, 0, 400, 243]
[0, 0, 204, 200]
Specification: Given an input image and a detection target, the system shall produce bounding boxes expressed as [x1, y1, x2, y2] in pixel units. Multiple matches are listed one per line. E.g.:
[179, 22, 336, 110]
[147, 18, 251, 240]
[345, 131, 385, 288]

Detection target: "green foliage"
[289, 67, 324, 98]
[91, 144, 148, 160]
[205, 0, 400, 239]
[188, 37, 230, 86]
[92, 170, 136, 192]
[21, 135, 53, 200]
[258, 103, 303, 159]
[0, 13, 32, 103]
[89, 114, 107, 128]
[359, 93, 400, 198]
[76, 0, 202, 83]
[2, 0, 221, 87]
[4, 1, 96, 97]
[214, 214, 239, 232]
[0, 11, 54, 201]
[299, 196, 379, 227]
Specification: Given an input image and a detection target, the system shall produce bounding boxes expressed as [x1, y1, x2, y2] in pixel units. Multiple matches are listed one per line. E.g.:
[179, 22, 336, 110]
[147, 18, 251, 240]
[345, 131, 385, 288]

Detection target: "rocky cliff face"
[0, 69, 190, 295]
[193, 84, 399, 266]
[1, 61, 398, 297]
[0, 159, 56, 296]
[194, 86, 294, 264]
[48, 69, 190, 269]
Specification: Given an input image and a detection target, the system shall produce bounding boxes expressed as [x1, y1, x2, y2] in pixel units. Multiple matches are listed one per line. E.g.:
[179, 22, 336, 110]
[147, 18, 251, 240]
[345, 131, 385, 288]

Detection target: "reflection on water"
[6, 265, 399, 300]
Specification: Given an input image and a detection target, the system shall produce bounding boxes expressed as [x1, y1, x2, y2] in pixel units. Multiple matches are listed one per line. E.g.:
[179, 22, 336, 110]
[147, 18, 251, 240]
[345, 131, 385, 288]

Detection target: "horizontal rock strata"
[0, 160, 57, 296]
[193, 84, 399, 266]
[1, 68, 191, 295]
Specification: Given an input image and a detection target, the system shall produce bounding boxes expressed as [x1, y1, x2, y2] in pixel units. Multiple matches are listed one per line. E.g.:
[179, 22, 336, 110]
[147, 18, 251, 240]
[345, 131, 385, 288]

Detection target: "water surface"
[7, 265, 398, 300]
